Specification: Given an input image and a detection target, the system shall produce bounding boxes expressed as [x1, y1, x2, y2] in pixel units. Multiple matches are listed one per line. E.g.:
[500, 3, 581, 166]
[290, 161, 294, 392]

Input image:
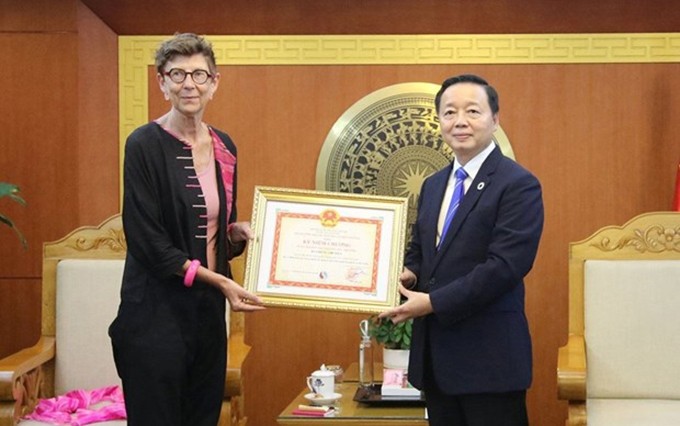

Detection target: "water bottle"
[358, 319, 374, 388]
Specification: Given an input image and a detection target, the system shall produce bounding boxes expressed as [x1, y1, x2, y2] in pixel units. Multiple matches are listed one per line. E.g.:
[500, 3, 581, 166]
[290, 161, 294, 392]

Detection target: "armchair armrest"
[220, 332, 250, 426]
[225, 332, 250, 398]
[558, 334, 587, 426]
[557, 334, 586, 400]
[0, 337, 55, 425]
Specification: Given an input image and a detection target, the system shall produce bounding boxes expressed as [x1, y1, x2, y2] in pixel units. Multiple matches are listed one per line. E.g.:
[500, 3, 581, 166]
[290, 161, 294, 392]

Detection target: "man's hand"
[378, 284, 433, 324]
[399, 267, 417, 289]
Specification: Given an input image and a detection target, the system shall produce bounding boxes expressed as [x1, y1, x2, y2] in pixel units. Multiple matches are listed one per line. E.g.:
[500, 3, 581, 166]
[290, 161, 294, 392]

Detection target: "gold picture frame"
[244, 186, 409, 314]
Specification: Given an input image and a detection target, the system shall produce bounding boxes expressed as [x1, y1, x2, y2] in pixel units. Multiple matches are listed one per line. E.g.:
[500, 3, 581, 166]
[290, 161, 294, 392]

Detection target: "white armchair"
[557, 211, 680, 425]
[0, 214, 249, 426]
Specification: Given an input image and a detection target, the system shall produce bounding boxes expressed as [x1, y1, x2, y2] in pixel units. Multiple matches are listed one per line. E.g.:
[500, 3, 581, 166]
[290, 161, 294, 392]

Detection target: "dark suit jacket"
[405, 146, 544, 395]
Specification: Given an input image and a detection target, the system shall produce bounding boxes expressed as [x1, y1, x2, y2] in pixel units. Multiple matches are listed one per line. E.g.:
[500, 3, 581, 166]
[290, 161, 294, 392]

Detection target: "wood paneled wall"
[0, 0, 78, 357]
[80, 0, 680, 34]
[2, 1, 680, 426]
[0, 0, 117, 360]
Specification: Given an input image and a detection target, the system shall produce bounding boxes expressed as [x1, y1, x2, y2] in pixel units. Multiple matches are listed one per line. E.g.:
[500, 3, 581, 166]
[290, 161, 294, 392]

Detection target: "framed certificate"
[244, 186, 409, 314]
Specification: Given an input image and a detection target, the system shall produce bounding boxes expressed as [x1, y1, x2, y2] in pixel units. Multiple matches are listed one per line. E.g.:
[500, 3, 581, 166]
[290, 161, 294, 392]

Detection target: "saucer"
[304, 392, 342, 406]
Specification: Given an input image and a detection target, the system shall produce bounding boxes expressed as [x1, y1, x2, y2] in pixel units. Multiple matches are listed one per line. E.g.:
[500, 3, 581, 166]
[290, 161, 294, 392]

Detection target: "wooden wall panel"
[0, 279, 40, 356]
[80, 0, 680, 35]
[0, 0, 119, 359]
[77, 1, 119, 224]
[0, 0, 76, 32]
[0, 33, 79, 277]
[0, 17, 80, 358]
[146, 62, 680, 426]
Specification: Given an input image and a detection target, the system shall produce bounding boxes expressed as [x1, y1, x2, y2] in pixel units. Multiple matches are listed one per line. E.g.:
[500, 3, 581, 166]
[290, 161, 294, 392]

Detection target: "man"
[380, 74, 544, 425]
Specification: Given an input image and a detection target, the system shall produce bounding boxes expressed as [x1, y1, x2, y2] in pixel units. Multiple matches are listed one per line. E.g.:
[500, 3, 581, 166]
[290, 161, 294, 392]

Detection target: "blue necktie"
[438, 167, 468, 250]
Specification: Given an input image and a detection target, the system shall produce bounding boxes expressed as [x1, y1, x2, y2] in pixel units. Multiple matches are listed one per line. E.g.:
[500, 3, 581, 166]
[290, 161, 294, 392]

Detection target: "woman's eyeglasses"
[163, 68, 213, 85]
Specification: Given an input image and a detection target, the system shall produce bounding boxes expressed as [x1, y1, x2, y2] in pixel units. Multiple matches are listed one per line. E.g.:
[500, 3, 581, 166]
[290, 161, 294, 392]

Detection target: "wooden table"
[277, 363, 427, 425]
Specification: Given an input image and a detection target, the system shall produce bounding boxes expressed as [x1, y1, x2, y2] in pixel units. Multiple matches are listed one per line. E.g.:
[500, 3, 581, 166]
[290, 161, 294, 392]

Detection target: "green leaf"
[0, 182, 26, 206]
[0, 213, 28, 249]
[404, 320, 412, 335]
[0, 183, 28, 249]
[366, 315, 413, 349]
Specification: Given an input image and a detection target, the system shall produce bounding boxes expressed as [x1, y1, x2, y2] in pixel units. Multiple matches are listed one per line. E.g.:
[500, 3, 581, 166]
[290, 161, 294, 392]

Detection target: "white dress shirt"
[436, 142, 497, 246]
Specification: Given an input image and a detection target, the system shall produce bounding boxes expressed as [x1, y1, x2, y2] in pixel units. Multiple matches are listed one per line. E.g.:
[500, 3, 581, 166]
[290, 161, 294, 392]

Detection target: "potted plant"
[368, 316, 412, 369]
[0, 182, 27, 249]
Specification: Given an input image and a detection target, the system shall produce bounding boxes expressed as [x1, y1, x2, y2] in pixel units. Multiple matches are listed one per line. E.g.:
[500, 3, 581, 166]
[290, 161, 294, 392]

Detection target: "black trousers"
[422, 328, 528, 426]
[110, 296, 226, 426]
[424, 381, 528, 426]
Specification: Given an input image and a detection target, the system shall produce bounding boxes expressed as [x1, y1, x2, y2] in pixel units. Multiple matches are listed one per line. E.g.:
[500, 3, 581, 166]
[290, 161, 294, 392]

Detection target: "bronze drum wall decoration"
[316, 82, 515, 242]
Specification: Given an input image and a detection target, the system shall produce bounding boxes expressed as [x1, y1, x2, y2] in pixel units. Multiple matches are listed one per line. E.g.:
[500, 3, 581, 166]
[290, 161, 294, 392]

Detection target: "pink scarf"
[209, 128, 236, 224]
[24, 385, 126, 425]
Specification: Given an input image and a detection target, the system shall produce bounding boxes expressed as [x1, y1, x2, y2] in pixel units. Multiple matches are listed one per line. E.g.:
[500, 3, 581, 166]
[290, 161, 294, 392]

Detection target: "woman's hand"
[184, 260, 265, 312]
[228, 222, 254, 243]
[220, 276, 265, 312]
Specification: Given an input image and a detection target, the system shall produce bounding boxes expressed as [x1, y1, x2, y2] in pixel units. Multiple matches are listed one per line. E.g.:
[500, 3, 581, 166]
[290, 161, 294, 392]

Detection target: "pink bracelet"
[183, 260, 200, 287]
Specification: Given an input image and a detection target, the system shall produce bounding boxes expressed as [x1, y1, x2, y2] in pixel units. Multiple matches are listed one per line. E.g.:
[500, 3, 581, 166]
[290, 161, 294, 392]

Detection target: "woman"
[109, 33, 264, 426]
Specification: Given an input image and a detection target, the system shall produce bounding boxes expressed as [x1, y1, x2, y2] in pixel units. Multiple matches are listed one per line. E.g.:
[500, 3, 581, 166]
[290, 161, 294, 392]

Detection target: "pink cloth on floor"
[24, 385, 126, 425]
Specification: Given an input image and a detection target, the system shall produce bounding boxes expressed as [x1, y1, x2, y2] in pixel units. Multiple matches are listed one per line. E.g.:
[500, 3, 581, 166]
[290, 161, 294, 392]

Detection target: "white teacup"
[306, 368, 335, 398]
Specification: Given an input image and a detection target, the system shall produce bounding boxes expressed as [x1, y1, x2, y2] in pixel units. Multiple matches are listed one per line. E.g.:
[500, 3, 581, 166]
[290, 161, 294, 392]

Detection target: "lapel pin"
[477, 182, 485, 191]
